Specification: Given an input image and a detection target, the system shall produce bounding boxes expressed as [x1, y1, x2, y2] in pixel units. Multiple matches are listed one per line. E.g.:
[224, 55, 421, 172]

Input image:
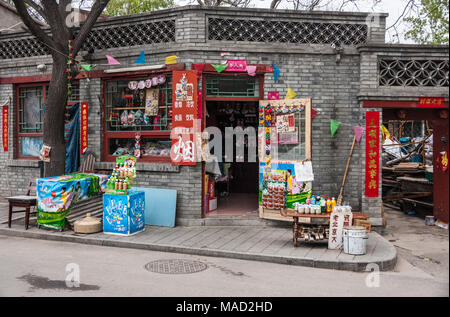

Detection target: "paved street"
[0, 236, 447, 297]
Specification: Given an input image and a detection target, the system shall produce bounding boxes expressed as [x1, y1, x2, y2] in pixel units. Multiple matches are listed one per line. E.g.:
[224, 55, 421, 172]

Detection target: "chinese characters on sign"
[2, 106, 8, 152]
[171, 70, 198, 165]
[365, 111, 380, 197]
[418, 97, 445, 108]
[80, 102, 88, 154]
[328, 209, 353, 250]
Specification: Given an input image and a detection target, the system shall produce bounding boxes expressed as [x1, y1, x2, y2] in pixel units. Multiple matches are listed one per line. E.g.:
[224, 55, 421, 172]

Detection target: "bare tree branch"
[11, 0, 55, 49]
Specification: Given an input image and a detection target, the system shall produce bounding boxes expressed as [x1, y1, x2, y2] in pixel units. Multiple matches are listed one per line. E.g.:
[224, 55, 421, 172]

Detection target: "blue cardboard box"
[103, 189, 145, 236]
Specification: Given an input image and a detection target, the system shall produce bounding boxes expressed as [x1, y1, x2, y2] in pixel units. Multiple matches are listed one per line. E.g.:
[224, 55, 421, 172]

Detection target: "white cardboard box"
[209, 198, 217, 211]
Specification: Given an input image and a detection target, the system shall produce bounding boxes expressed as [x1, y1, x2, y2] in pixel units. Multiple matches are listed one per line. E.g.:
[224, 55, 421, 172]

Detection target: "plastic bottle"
[316, 195, 321, 205]
[320, 197, 326, 213]
[306, 196, 311, 205]
[311, 195, 316, 205]
[326, 197, 332, 214]
[331, 197, 336, 213]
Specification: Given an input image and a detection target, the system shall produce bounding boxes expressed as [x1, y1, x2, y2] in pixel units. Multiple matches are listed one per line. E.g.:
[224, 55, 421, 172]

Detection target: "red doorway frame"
[363, 99, 449, 223]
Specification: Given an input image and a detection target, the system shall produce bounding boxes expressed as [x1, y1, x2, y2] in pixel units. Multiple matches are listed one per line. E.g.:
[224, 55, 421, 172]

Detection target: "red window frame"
[15, 83, 46, 160]
[102, 71, 174, 163]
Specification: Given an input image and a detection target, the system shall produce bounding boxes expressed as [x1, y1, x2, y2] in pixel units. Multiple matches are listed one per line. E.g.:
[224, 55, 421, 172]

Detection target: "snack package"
[121, 110, 128, 126]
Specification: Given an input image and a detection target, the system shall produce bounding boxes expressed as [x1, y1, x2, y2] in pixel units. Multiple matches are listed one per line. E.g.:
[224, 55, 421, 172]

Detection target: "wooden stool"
[6, 181, 37, 230]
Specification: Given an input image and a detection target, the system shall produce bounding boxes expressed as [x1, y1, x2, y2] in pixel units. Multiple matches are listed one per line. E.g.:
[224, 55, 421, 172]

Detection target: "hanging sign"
[171, 70, 198, 165]
[80, 102, 88, 154]
[2, 106, 8, 152]
[365, 111, 380, 197]
[418, 97, 445, 108]
[225, 60, 247, 72]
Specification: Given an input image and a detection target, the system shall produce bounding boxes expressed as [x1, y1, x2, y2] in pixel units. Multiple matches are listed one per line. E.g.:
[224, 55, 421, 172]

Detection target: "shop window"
[103, 75, 173, 162]
[17, 84, 80, 158]
[206, 76, 259, 97]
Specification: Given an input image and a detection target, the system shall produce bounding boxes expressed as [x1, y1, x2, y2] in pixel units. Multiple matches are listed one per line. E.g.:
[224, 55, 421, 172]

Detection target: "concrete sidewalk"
[0, 220, 397, 272]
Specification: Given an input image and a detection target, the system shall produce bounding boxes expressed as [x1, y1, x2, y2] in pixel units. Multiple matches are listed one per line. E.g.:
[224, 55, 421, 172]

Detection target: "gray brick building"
[0, 6, 448, 225]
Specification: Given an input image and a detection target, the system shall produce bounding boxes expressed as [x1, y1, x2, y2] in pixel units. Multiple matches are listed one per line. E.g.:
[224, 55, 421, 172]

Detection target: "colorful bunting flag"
[134, 50, 146, 65]
[192, 63, 205, 77]
[330, 120, 341, 137]
[285, 88, 296, 99]
[311, 108, 318, 119]
[80, 64, 95, 72]
[211, 64, 228, 73]
[354, 126, 364, 144]
[246, 65, 257, 76]
[106, 55, 120, 65]
[273, 64, 281, 83]
[165, 55, 179, 65]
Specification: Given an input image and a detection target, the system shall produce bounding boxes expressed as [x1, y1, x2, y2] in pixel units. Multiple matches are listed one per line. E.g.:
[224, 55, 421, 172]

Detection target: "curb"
[0, 227, 397, 272]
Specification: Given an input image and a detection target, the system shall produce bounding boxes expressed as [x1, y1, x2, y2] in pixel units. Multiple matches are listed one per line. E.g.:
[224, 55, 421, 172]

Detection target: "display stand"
[103, 155, 145, 236]
[280, 209, 369, 247]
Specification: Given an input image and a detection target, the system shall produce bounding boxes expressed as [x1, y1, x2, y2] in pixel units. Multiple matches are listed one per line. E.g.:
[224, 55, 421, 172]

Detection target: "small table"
[280, 209, 369, 247]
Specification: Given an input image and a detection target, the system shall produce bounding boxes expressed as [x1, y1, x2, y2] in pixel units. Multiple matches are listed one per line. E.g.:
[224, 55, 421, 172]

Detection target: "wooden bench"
[6, 180, 37, 230]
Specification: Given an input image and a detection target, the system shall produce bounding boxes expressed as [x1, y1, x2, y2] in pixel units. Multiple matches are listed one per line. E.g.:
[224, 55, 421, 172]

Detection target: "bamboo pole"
[337, 134, 356, 206]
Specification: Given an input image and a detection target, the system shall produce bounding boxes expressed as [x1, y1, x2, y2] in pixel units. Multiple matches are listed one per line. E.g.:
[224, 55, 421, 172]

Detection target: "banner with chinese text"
[2, 106, 8, 152]
[80, 102, 88, 154]
[171, 70, 198, 165]
[365, 111, 380, 197]
[418, 97, 445, 108]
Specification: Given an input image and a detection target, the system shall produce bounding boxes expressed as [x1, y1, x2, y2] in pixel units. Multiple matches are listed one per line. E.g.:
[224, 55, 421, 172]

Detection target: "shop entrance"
[204, 100, 259, 216]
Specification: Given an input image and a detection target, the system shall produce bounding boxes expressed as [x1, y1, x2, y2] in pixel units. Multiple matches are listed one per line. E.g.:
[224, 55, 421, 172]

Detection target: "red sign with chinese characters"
[80, 102, 88, 154]
[365, 111, 380, 197]
[171, 70, 198, 165]
[2, 106, 8, 152]
[418, 97, 445, 108]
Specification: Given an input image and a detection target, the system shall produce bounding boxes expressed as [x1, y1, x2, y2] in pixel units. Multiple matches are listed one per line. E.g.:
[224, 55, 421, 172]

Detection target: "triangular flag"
[106, 55, 120, 65]
[273, 64, 281, 83]
[192, 63, 205, 77]
[311, 108, 318, 119]
[330, 120, 341, 137]
[134, 50, 145, 65]
[165, 55, 179, 65]
[80, 64, 95, 71]
[285, 88, 296, 99]
[354, 126, 364, 144]
[211, 64, 228, 73]
[246, 65, 257, 76]
[381, 125, 390, 143]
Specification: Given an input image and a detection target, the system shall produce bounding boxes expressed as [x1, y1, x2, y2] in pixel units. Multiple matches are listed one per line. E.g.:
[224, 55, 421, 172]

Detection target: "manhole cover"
[144, 259, 208, 274]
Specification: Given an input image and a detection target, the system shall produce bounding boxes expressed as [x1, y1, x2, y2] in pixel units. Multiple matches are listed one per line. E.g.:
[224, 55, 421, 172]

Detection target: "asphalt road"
[0, 236, 447, 297]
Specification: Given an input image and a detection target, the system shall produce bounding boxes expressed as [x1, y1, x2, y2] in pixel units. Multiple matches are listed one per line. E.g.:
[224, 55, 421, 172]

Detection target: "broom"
[337, 134, 356, 206]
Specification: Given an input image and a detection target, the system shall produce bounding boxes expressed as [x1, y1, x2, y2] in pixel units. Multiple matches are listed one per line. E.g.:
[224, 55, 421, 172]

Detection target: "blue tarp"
[65, 102, 80, 174]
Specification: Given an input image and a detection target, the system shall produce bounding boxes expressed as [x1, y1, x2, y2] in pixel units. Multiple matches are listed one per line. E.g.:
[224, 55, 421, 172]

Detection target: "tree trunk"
[43, 54, 68, 177]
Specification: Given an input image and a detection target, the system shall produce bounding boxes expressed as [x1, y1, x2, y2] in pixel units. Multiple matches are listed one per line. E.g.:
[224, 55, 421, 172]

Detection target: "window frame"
[102, 72, 174, 163]
[15, 82, 80, 160]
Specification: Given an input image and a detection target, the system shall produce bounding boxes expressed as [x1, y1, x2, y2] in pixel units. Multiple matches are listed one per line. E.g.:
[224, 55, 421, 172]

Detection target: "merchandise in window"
[105, 75, 172, 132]
[108, 138, 171, 158]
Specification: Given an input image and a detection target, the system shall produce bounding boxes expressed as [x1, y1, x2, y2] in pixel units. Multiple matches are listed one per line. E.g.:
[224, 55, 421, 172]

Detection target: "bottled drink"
[326, 197, 332, 214]
[320, 197, 326, 213]
[331, 197, 336, 212]
[316, 195, 321, 205]
[311, 195, 316, 205]
[306, 196, 311, 205]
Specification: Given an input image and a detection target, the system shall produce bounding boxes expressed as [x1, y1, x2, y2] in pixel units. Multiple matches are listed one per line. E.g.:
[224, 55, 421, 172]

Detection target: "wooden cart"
[280, 209, 369, 247]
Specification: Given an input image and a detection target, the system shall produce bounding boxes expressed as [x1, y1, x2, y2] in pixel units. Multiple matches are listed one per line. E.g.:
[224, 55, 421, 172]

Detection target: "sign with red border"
[418, 97, 445, 108]
[2, 106, 8, 152]
[365, 111, 380, 197]
[171, 70, 198, 165]
[80, 102, 88, 154]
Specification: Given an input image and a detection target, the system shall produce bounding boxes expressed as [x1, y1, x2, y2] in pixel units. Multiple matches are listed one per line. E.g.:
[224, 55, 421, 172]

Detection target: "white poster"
[294, 161, 314, 182]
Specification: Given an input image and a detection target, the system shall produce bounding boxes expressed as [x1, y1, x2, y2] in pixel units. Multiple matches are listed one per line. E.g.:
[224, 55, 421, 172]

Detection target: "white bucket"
[343, 226, 368, 255]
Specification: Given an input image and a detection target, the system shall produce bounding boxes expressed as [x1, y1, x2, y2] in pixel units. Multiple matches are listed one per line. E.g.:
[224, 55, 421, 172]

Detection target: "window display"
[108, 138, 171, 158]
[105, 75, 172, 132]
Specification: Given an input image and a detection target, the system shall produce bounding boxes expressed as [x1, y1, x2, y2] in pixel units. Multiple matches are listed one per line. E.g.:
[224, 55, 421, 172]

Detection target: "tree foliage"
[104, 0, 175, 16]
[404, 0, 449, 44]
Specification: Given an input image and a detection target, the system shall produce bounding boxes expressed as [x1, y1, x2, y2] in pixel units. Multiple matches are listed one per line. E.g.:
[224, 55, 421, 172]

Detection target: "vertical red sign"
[2, 106, 8, 152]
[80, 102, 88, 154]
[171, 70, 198, 165]
[365, 111, 380, 197]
